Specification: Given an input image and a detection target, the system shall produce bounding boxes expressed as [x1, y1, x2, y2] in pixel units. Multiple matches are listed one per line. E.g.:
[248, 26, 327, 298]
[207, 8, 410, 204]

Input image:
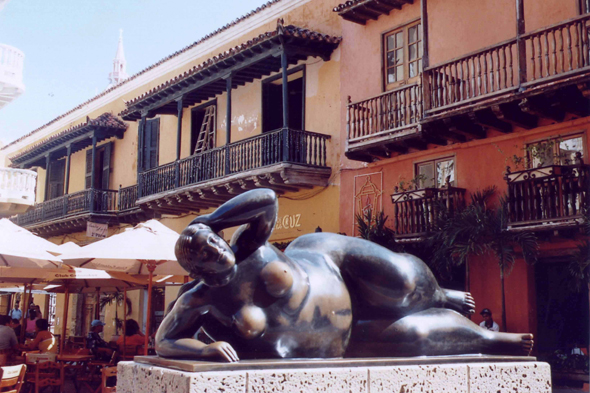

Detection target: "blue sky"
[0, 0, 268, 144]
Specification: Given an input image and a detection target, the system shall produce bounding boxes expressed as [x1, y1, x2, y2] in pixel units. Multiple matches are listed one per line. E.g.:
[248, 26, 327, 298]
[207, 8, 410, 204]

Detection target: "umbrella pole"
[19, 284, 28, 343]
[123, 287, 127, 359]
[61, 286, 70, 354]
[145, 263, 156, 356]
[95, 288, 100, 320]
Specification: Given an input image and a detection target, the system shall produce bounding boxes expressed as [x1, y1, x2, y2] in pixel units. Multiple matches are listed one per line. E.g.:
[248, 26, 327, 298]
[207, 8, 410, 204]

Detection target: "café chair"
[101, 367, 117, 393]
[0, 364, 27, 393]
[30, 361, 63, 393]
[78, 351, 118, 393]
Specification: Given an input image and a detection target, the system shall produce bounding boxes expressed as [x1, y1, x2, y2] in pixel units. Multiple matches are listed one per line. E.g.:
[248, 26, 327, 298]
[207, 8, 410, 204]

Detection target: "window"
[526, 134, 585, 168]
[47, 159, 65, 200]
[85, 142, 113, 190]
[384, 22, 422, 90]
[140, 118, 160, 171]
[191, 101, 217, 155]
[416, 157, 455, 189]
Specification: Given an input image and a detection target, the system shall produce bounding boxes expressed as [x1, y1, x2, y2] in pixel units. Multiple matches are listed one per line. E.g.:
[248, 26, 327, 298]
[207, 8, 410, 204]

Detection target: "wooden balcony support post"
[90, 133, 97, 213]
[421, 0, 431, 112]
[175, 97, 183, 188]
[516, 0, 527, 88]
[137, 114, 147, 198]
[44, 154, 50, 202]
[281, 49, 290, 161]
[225, 74, 232, 175]
[64, 144, 72, 195]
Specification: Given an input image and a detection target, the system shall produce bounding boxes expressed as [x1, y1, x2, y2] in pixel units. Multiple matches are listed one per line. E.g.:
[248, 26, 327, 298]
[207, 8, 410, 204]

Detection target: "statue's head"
[175, 223, 237, 287]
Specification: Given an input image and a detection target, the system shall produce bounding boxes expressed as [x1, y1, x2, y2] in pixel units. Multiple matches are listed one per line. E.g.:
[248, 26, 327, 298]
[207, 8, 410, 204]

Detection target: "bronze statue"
[156, 189, 533, 362]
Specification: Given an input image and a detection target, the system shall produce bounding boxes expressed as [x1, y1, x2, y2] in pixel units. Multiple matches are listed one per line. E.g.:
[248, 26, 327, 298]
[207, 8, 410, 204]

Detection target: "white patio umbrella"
[59, 220, 185, 354]
[0, 219, 62, 268]
[48, 242, 81, 256]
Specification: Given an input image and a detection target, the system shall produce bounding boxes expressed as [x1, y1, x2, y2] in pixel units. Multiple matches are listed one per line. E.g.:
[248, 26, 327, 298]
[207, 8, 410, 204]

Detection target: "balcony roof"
[120, 21, 342, 121]
[10, 113, 127, 168]
[333, 0, 413, 25]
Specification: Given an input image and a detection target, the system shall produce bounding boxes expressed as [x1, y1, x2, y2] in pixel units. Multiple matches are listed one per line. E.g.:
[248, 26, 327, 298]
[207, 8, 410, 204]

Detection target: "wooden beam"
[442, 118, 485, 139]
[468, 109, 513, 133]
[492, 103, 537, 129]
[519, 96, 565, 122]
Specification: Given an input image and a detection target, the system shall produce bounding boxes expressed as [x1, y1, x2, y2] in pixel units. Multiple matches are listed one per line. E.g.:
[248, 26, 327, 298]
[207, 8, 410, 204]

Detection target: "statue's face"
[176, 224, 236, 287]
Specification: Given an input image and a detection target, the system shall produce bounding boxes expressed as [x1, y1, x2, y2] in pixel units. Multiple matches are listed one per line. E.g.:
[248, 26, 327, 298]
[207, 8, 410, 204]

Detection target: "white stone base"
[117, 357, 551, 393]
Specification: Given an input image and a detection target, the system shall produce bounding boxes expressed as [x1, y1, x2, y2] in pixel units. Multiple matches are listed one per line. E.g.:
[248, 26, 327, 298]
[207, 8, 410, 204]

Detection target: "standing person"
[9, 319, 21, 340]
[479, 308, 500, 331]
[87, 320, 113, 360]
[0, 315, 18, 354]
[25, 310, 38, 338]
[8, 304, 22, 321]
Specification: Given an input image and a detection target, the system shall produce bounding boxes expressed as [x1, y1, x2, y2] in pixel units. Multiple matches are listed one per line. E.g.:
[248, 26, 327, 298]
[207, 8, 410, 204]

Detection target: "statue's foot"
[443, 289, 475, 314]
[488, 332, 534, 356]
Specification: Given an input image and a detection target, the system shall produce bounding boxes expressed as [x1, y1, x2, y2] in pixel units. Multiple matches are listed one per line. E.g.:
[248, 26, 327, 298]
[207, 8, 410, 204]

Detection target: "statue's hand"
[202, 341, 239, 362]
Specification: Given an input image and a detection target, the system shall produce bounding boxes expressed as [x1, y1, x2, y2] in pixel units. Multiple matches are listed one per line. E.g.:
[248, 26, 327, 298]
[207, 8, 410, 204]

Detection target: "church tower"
[107, 29, 129, 89]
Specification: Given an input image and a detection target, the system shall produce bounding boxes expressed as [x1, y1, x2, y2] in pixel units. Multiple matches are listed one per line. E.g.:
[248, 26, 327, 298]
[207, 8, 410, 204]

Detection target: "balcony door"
[141, 118, 160, 171]
[85, 142, 112, 190]
[262, 67, 305, 132]
[47, 159, 65, 200]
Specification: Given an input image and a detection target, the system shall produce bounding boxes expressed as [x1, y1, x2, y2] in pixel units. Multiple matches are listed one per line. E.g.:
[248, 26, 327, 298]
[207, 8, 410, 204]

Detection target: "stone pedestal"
[117, 356, 551, 393]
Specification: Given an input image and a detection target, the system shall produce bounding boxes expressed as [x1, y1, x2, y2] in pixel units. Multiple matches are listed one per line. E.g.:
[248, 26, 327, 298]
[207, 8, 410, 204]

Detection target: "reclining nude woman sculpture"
[156, 189, 533, 362]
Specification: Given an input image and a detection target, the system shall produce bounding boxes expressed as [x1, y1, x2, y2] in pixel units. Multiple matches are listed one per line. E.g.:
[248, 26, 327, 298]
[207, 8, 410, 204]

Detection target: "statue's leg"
[348, 308, 533, 357]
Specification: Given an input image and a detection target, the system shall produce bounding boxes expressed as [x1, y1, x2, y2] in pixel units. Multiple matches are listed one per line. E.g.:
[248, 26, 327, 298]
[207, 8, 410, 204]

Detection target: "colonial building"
[0, 0, 345, 340]
[336, 0, 589, 360]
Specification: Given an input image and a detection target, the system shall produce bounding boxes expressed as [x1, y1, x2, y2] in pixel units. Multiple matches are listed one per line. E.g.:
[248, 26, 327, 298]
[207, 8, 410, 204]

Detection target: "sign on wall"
[87, 222, 108, 238]
[352, 172, 383, 236]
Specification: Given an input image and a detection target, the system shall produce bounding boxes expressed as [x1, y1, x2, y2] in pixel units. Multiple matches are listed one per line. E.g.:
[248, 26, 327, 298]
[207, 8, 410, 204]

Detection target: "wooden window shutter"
[101, 142, 113, 190]
[48, 160, 65, 199]
[149, 118, 159, 169]
[143, 120, 151, 171]
[85, 149, 92, 189]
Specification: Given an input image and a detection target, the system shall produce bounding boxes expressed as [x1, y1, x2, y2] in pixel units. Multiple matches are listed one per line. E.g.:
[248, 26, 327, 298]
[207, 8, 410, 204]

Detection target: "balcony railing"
[13, 188, 118, 227]
[0, 168, 36, 203]
[118, 184, 138, 212]
[505, 163, 589, 229]
[346, 14, 590, 151]
[138, 128, 331, 199]
[347, 84, 422, 142]
[425, 14, 590, 112]
[391, 186, 466, 238]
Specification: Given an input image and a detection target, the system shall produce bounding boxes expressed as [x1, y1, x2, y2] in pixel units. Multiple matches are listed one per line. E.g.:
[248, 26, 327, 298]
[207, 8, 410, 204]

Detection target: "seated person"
[20, 319, 57, 353]
[0, 315, 19, 355]
[25, 310, 38, 339]
[10, 319, 21, 340]
[87, 320, 113, 360]
[116, 319, 145, 353]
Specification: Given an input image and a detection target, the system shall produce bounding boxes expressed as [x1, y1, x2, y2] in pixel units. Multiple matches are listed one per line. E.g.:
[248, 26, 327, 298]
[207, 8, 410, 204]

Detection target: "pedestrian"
[8, 304, 22, 321]
[25, 310, 38, 338]
[479, 308, 500, 331]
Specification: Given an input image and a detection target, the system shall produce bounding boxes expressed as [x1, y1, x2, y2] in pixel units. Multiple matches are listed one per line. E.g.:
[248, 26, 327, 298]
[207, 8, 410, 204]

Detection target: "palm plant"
[355, 208, 403, 252]
[425, 187, 538, 331]
[99, 292, 132, 335]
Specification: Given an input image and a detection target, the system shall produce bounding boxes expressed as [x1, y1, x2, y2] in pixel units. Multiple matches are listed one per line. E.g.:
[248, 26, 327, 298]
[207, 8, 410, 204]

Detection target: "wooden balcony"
[137, 128, 332, 214]
[391, 186, 466, 240]
[346, 14, 590, 161]
[11, 187, 148, 237]
[505, 163, 589, 231]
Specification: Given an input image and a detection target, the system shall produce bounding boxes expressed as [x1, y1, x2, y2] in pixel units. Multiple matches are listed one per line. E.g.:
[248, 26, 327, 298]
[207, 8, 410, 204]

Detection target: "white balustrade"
[0, 168, 37, 216]
[0, 43, 25, 109]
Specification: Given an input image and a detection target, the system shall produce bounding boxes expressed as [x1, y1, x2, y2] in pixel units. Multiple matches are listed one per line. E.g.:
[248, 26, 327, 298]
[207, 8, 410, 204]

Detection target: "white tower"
[107, 29, 129, 89]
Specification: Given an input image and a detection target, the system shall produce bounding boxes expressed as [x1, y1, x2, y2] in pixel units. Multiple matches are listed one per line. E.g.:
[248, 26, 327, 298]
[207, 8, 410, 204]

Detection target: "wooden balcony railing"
[138, 128, 331, 199]
[505, 163, 589, 229]
[347, 84, 422, 142]
[425, 14, 590, 112]
[118, 184, 138, 212]
[391, 186, 466, 238]
[425, 39, 519, 111]
[13, 188, 118, 227]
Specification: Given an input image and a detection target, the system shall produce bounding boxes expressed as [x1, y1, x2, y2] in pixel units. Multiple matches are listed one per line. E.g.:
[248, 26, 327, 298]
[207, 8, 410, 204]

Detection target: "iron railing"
[505, 163, 589, 228]
[138, 128, 331, 199]
[13, 188, 118, 226]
